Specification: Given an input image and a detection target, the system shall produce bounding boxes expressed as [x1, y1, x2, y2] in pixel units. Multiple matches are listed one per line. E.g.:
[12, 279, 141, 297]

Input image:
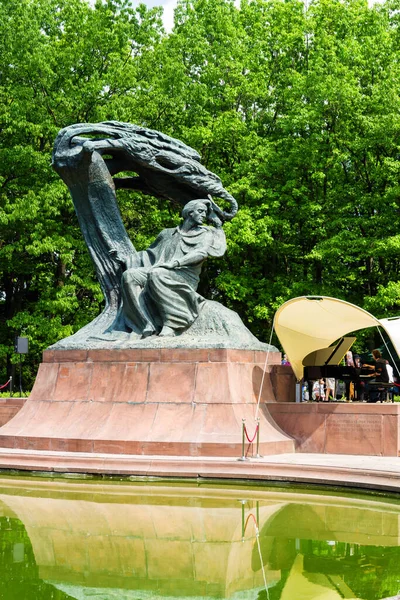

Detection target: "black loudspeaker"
[15, 337, 28, 354]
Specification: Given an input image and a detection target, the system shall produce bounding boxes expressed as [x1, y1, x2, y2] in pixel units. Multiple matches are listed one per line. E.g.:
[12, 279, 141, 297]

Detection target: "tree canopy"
[1, 0, 400, 385]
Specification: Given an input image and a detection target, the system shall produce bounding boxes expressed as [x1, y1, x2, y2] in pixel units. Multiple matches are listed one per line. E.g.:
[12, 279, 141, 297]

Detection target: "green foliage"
[141, 0, 400, 338]
[2, 0, 400, 385]
[0, 0, 163, 385]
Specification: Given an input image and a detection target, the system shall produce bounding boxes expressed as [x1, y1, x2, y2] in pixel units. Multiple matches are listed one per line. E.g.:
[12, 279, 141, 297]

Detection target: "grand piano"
[303, 337, 373, 383]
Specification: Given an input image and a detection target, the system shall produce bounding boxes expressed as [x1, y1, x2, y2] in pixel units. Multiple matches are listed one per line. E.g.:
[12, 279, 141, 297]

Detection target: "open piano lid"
[302, 336, 356, 367]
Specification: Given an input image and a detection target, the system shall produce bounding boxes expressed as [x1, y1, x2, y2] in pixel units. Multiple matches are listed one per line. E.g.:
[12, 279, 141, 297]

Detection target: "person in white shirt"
[312, 379, 325, 402]
[386, 363, 394, 384]
[325, 378, 335, 402]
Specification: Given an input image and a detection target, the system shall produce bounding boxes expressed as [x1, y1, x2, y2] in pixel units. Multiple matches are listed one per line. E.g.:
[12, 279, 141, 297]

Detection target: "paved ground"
[0, 448, 399, 492]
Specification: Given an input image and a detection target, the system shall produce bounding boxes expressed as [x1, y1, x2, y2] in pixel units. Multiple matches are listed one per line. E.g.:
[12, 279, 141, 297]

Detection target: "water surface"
[0, 475, 399, 600]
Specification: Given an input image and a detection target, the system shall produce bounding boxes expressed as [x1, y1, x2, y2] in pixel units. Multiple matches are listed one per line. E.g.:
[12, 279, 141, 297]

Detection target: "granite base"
[268, 402, 400, 456]
[0, 398, 25, 427]
[0, 349, 295, 457]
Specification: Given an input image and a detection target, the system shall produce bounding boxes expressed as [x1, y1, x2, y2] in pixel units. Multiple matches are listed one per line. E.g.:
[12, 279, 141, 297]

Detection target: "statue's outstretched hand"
[156, 261, 179, 270]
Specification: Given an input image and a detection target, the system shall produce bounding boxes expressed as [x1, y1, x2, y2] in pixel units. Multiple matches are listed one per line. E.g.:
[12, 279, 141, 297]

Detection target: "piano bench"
[367, 382, 393, 402]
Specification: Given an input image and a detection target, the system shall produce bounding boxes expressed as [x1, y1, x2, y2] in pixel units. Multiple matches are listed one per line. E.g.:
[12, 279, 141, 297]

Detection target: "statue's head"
[181, 199, 211, 225]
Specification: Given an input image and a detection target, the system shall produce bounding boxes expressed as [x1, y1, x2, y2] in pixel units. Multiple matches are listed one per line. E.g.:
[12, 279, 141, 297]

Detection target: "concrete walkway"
[0, 447, 399, 492]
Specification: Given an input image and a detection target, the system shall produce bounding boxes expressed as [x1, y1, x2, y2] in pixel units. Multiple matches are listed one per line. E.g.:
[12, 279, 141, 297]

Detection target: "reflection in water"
[0, 477, 399, 600]
[242, 504, 270, 600]
[0, 515, 69, 599]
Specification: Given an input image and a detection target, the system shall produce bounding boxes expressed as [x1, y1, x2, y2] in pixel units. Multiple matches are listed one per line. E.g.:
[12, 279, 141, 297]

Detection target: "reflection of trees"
[302, 540, 400, 600]
[0, 516, 72, 600]
[258, 568, 291, 600]
[249, 500, 400, 600]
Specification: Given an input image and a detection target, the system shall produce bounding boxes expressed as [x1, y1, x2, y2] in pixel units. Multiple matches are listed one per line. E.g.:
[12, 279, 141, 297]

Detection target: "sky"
[141, 0, 177, 31]
[139, 0, 382, 32]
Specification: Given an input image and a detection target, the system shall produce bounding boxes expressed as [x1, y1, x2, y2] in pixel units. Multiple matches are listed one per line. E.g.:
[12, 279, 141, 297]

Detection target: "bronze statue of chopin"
[114, 199, 226, 338]
[51, 121, 268, 350]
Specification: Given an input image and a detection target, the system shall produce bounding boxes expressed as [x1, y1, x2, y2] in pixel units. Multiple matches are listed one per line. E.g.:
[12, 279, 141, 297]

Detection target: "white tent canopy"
[273, 296, 400, 381]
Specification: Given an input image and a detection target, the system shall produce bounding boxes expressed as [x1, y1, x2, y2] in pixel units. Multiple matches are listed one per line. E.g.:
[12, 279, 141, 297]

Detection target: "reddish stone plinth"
[0, 398, 25, 427]
[0, 348, 295, 457]
[268, 402, 400, 457]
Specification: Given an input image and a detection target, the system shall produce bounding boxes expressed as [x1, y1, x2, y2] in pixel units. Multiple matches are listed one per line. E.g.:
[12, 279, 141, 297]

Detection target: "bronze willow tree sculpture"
[52, 121, 268, 350]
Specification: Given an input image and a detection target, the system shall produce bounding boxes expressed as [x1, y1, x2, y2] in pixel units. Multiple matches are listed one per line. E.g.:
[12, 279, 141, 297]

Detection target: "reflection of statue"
[115, 199, 226, 338]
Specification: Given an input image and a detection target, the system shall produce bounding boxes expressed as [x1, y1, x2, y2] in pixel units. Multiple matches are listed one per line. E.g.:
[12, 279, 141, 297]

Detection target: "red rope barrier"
[244, 423, 259, 443]
[0, 378, 11, 391]
[243, 512, 258, 535]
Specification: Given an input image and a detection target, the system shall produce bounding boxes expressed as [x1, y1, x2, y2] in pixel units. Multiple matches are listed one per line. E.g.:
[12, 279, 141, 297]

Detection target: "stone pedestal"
[0, 348, 295, 457]
[268, 402, 400, 457]
[0, 398, 25, 427]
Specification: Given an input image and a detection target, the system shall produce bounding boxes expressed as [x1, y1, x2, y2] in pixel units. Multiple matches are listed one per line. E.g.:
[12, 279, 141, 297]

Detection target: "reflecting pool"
[0, 475, 399, 600]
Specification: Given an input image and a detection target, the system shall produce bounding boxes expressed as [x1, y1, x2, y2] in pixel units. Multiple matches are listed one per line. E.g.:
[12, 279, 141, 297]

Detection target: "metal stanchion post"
[9, 376, 13, 397]
[255, 417, 263, 458]
[238, 418, 247, 461]
[19, 354, 23, 397]
[241, 500, 246, 539]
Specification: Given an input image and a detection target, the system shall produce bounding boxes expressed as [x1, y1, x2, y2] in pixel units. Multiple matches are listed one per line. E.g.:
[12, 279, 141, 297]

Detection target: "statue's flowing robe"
[122, 226, 226, 332]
